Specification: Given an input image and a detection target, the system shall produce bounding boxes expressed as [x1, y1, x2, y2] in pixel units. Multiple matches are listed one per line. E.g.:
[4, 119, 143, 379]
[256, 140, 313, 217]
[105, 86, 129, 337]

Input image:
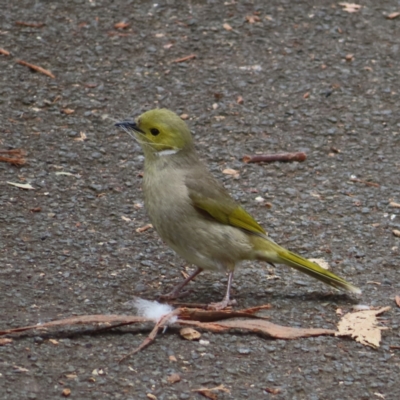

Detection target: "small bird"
[116, 109, 361, 309]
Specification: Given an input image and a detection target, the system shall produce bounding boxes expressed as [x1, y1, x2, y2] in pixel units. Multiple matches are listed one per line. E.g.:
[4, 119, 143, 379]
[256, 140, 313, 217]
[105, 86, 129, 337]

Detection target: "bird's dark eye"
[150, 128, 160, 136]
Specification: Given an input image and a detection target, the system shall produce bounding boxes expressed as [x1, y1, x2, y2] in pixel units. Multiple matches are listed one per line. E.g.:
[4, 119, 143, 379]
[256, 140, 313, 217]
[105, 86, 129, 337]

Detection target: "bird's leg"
[159, 267, 202, 301]
[207, 271, 237, 310]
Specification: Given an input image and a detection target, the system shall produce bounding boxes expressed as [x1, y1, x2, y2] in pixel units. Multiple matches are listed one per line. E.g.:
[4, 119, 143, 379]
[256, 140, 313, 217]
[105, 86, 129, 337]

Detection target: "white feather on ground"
[132, 297, 177, 323]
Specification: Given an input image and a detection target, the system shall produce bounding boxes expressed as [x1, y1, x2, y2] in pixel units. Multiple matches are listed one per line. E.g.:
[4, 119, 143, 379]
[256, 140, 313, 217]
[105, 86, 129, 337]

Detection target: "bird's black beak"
[115, 120, 145, 134]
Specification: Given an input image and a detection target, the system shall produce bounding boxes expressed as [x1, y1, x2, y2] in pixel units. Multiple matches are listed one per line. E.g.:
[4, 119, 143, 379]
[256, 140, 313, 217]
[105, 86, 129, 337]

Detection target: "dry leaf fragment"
[0, 338, 13, 345]
[193, 385, 230, 400]
[309, 258, 330, 270]
[395, 296, 400, 308]
[49, 339, 59, 345]
[62, 389, 71, 397]
[167, 373, 181, 384]
[169, 355, 177, 362]
[13, 366, 29, 372]
[55, 171, 77, 177]
[213, 115, 225, 121]
[74, 132, 87, 141]
[303, 92, 310, 99]
[336, 306, 391, 348]
[7, 182, 35, 190]
[180, 327, 201, 340]
[196, 390, 217, 400]
[236, 95, 244, 104]
[345, 54, 354, 62]
[114, 21, 130, 29]
[136, 224, 153, 233]
[62, 108, 75, 115]
[146, 394, 157, 400]
[223, 23, 232, 31]
[389, 201, 400, 208]
[245, 15, 261, 23]
[92, 368, 105, 376]
[265, 387, 281, 394]
[180, 113, 189, 120]
[393, 229, 400, 237]
[222, 168, 239, 177]
[339, 3, 361, 13]
[386, 12, 400, 19]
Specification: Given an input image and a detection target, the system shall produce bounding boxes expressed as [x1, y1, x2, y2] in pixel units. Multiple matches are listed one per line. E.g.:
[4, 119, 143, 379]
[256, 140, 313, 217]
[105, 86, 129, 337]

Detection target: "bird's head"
[116, 109, 193, 155]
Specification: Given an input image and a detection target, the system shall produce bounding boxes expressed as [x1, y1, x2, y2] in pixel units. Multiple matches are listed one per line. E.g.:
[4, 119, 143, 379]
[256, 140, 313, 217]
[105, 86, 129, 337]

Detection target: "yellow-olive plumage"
[116, 109, 361, 309]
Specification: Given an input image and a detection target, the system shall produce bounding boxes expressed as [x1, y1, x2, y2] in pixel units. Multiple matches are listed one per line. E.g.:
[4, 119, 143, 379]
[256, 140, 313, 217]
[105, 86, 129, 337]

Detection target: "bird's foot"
[207, 298, 237, 311]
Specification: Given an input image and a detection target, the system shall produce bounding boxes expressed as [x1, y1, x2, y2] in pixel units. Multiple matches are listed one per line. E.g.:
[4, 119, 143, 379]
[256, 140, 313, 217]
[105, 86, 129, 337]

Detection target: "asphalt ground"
[1, 0, 400, 399]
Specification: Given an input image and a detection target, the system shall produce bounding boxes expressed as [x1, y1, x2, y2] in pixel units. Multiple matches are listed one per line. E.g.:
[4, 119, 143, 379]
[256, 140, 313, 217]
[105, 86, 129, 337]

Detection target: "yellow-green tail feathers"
[275, 249, 361, 294]
[252, 236, 361, 294]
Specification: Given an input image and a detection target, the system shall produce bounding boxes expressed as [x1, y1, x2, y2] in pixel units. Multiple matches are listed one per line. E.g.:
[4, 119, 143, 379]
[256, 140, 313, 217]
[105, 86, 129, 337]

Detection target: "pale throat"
[156, 148, 181, 157]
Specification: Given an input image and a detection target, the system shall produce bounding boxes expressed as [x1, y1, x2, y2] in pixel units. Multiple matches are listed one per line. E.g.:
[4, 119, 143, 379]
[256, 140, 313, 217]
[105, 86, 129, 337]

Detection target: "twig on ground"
[243, 152, 307, 163]
[16, 59, 55, 78]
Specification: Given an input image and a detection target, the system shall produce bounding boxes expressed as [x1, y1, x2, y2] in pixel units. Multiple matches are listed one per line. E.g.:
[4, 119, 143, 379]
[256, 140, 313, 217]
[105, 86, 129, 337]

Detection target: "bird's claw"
[207, 298, 237, 311]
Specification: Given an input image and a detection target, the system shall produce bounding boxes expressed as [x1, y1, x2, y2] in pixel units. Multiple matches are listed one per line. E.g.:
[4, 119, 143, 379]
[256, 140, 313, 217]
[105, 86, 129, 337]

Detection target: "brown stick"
[16, 59, 55, 79]
[172, 54, 196, 63]
[350, 178, 379, 188]
[243, 152, 307, 163]
[15, 21, 45, 28]
[0, 48, 10, 56]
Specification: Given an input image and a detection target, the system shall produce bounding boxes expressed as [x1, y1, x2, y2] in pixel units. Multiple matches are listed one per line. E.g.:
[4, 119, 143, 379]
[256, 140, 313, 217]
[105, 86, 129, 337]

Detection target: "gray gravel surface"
[1, 0, 400, 399]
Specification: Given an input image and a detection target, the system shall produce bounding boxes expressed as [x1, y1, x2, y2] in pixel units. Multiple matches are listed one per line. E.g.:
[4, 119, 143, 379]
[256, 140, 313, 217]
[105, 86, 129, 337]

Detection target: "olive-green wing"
[185, 170, 266, 236]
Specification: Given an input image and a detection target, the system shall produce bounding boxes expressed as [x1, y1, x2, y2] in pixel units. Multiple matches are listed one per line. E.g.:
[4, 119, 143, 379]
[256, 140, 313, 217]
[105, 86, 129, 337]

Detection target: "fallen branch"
[178, 318, 335, 339]
[0, 304, 336, 363]
[0, 314, 149, 336]
[16, 59, 55, 79]
[243, 152, 307, 163]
